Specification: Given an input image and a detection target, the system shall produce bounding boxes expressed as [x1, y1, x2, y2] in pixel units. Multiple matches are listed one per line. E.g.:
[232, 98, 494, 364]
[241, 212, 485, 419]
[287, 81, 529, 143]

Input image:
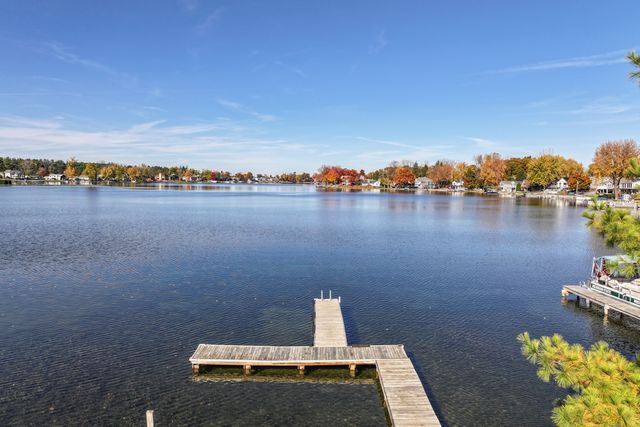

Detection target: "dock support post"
[243, 364, 252, 376]
[146, 410, 154, 427]
[349, 364, 357, 378]
[561, 289, 569, 299]
[192, 364, 199, 375]
[298, 365, 305, 376]
[604, 304, 610, 319]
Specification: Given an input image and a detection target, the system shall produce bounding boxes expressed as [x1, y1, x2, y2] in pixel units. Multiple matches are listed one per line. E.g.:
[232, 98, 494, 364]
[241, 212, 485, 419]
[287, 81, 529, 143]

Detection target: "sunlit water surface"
[1, 184, 638, 426]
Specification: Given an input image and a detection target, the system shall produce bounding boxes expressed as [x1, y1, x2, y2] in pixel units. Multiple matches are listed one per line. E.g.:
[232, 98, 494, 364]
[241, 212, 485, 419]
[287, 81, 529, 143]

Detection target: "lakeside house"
[451, 180, 465, 191]
[591, 177, 640, 195]
[499, 180, 520, 193]
[415, 177, 435, 189]
[78, 175, 92, 185]
[155, 173, 166, 181]
[3, 169, 24, 179]
[544, 178, 568, 193]
[45, 173, 64, 181]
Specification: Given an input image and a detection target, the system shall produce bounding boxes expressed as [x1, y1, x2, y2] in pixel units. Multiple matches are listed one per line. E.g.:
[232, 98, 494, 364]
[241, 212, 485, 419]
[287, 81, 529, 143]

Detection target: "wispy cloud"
[45, 42, 118, 75]
[42, 41, 161, 97]
[217, 98, 278, 122]
[487, 49, 631, 74]
[355, 136, 416, 149]
[369, 30, 389, 54]
[0, 115, 318, 172]
[196, 8, 223, 34]
[567, 102, 630, 115]
[178, 0, 198, 12]
[464, 137, 498, 148]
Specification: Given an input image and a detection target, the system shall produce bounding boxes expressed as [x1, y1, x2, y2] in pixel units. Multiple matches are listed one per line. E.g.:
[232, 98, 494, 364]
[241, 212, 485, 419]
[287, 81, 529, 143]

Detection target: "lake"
[1, 184, 639, 426]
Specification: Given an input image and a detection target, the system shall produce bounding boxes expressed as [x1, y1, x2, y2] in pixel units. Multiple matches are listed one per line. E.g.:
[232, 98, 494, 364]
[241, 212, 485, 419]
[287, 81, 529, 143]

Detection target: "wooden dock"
[190, 295, 441, 426]
[314, 297, 348, 347]
[563, 284, 640, 321]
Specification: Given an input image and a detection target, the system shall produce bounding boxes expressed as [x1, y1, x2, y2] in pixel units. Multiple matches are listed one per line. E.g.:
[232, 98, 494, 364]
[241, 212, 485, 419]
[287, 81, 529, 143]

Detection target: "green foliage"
[584, 194, 640, 259]
[526, 155, 567, 189]
[629, 51, 640, 84]
[518, 332, 640, 427]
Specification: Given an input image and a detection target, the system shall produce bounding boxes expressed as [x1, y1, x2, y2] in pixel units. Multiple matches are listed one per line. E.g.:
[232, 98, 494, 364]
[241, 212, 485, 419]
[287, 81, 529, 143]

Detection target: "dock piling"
[146, 410, 154, 427]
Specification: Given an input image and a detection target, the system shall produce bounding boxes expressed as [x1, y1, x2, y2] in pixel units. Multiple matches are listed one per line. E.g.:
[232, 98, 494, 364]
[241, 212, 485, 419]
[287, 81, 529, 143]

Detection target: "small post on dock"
[321, 290, 324, 300]
[329, 290, 332, 299]
[146, 410, 154, 427]
[298, 364, 305, 376]
[192, 364, 199, 375]
[243, 364, 252, 376]
[604, 304, 610, 319]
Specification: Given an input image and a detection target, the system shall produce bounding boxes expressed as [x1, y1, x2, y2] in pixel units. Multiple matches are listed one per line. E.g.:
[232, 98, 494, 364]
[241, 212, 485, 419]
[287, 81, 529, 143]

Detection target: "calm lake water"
[1, 184, 639, 426]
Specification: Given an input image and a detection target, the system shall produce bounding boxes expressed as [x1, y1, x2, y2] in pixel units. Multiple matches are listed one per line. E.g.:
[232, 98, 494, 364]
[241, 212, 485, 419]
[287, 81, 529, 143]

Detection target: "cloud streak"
[487, 49, 631, 74]
[217, 98, 278, 122]
[0, 115, 316, 172]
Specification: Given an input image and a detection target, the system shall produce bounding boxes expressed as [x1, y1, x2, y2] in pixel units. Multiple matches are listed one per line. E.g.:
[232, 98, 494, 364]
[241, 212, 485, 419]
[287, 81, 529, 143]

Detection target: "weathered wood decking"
[564, 284, 640, 321]
[377, 359, 441, 426]
[190, 344, 407, 365]
[314, 298, 348, 347]
[190, 296, 441, 426]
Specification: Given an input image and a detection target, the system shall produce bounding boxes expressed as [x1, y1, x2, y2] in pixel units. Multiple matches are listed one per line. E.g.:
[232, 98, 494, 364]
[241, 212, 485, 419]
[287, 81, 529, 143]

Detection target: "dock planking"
[564, 284, 640, 321]
[314, 298, 348, 347]
[190, 296, 441, 426]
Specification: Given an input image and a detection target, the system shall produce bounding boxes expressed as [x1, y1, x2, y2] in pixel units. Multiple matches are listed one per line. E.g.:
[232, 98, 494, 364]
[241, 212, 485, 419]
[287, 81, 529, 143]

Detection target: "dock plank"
[564, 285, 640, 321]
[314, 298, 348, 347]
[377, 358, 440, 427]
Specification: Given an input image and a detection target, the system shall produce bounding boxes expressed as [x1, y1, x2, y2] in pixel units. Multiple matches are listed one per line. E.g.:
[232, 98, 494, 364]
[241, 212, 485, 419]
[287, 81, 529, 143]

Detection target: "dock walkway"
[563, 284, 640, 321]
[314, 298, 348, 347]
[190, 295, 440, 426]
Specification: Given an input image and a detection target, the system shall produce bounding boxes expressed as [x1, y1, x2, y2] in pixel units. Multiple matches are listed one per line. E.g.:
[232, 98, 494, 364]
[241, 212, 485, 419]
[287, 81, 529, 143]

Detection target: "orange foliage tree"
[393, 167, 416, 187]
[478, 153, 506, 187]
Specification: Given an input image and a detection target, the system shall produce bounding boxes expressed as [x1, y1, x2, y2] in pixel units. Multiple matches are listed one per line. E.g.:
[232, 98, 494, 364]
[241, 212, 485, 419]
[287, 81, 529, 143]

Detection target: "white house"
[499, 180, 520, 193]
[415, 177, 435, 189]
[556, 178, 568, 191]
[78, 175, 92, 185]
[155, 173, 166, 181]
[593, 177, 614, 194]
[3, 169, 23, 179]
[45, 174, 64, 181]
[451, 180, 465, 191]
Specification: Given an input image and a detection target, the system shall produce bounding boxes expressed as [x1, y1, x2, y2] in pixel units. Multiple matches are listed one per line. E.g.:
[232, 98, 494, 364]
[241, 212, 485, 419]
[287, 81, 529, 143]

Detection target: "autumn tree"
[99, 165, 115, 180]
[183, 169, 194, 181]
[64, 157, 77, 178]
[82, 163, 98, 183]
[567, 170, 591, 192]
[504, 157, 531, 181]
[427, 161, 454, 188]
[36, 166, 47, 177]
[518, 332, 640, 426]
[477, 153, 506, 187]
[325, 168, 340, 184]
[591, 140, 640, 199]
[462, 164, 481, 189]
[526, 155, 566, 189]
[393, 166, 416, 187]
[126, 166, 140, 181]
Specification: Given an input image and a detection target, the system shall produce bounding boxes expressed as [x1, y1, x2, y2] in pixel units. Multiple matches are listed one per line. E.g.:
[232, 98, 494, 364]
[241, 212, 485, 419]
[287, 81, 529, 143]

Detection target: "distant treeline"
[0, 156, 313, 183]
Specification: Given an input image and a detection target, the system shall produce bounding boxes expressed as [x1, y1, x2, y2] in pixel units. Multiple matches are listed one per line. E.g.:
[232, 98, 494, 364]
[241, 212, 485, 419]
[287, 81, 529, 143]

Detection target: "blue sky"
[0, 0, 639, 173]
